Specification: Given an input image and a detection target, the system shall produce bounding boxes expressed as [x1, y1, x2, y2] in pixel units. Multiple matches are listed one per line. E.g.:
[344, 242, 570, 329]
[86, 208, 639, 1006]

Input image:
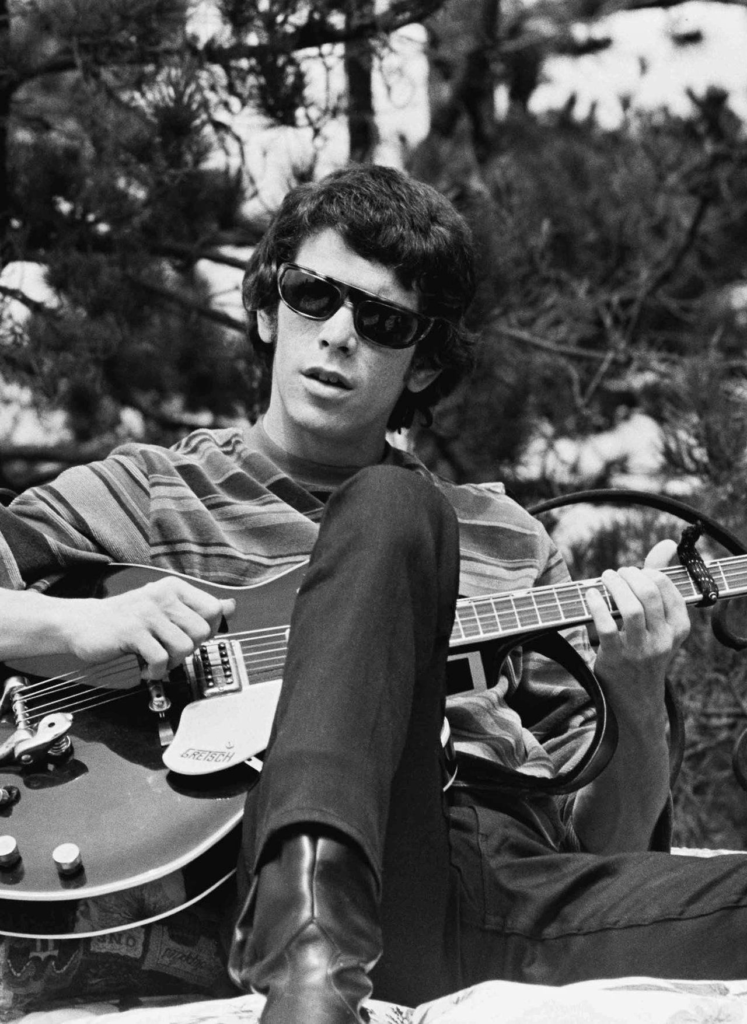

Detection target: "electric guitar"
[0, 554, 741, 939]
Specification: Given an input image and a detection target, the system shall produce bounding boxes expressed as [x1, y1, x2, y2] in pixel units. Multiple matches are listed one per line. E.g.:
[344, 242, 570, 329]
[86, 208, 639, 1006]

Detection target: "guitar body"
[0, 563, 307, 937]
[2, 540, 717, 938]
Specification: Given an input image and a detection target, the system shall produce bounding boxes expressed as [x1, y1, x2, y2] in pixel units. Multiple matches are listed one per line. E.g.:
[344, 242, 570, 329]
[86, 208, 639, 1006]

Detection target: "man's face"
[258, 228, 438, 466]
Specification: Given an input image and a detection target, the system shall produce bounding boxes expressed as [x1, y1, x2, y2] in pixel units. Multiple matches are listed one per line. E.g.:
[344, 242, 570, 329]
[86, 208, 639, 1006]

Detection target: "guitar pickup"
[182, 640, 249, 699]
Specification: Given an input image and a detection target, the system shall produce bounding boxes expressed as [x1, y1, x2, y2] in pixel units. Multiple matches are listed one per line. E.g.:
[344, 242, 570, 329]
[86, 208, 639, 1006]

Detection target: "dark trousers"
[236, 464, 747, 1006]
[239, 465, 461, 1006]
[453, 800, 747, 986]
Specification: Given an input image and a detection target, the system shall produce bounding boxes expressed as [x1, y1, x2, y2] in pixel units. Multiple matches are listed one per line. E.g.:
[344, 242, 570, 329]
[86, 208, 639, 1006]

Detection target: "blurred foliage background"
[4, 0, 747, 848]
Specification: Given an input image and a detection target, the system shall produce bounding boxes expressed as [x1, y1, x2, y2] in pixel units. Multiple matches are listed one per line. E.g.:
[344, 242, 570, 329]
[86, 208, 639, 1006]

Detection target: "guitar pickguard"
[162, 681, 281, 775]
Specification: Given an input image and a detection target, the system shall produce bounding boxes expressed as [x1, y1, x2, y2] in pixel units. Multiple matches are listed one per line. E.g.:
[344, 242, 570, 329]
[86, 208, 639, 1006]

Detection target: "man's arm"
[572, 540, 690, 853]
[0, 580, 235, 679]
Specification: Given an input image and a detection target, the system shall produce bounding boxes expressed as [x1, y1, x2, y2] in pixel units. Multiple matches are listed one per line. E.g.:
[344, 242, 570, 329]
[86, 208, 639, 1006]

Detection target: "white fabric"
[414, 977, 747, 1023]
[15, 978, 747, 1024]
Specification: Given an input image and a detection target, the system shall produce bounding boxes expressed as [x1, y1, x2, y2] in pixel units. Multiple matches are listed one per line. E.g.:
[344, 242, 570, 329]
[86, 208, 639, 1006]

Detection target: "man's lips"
[303, 368, 353, 390]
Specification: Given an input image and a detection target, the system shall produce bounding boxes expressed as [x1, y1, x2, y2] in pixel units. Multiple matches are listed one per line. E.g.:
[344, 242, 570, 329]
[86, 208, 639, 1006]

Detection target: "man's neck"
[245, 418, 391, 495]
[260, 410, 387, 470]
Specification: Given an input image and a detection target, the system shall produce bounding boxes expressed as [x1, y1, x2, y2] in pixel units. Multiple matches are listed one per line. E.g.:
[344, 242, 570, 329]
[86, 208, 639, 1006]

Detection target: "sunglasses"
[276, 263, 434, 350]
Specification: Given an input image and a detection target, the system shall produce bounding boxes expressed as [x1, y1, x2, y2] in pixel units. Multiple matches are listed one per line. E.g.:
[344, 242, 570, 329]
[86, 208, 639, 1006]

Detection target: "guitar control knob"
[53, 842, 82, 876]
[0, 835, 20, 869]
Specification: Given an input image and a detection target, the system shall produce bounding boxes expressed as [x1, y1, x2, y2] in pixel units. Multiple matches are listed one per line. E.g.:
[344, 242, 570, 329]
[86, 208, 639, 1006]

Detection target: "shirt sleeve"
[0, 453, 153, 589]
[522, 535, 674, 852]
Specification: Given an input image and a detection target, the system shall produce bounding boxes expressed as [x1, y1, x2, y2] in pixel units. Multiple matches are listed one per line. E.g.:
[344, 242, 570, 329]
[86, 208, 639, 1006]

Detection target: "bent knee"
[331, 465, 456, 548]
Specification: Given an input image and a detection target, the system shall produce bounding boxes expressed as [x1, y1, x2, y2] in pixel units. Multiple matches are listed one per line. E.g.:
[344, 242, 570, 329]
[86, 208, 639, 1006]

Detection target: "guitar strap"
[677, 521, 719, 606]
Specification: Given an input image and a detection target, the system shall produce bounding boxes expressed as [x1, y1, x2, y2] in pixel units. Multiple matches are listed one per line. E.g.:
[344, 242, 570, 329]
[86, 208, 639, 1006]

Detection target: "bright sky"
[533, 1, 747, 128]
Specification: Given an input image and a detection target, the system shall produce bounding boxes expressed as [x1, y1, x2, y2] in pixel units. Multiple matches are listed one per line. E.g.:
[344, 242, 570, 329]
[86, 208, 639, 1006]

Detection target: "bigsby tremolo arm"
[0, 676, 73, 767]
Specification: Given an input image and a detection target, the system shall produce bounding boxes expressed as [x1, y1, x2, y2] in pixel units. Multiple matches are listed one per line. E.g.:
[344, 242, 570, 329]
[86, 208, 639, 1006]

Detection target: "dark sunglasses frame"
[276, 263, 434, 349]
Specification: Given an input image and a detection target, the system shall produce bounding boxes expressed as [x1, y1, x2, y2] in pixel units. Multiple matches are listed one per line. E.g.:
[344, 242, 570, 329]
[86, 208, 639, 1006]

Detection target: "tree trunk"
[344, 0, 378, 163]
[424, 0, 500, 160]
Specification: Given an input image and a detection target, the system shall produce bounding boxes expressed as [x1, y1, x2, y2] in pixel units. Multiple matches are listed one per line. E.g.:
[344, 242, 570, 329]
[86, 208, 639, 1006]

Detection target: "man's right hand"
[0, 578, 236, 681]
[60, 578, 236, 679]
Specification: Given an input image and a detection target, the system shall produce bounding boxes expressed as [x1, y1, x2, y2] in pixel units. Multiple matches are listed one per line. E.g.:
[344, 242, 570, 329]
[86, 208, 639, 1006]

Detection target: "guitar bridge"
[182, 640, 249, 699]
[0, 675, 73, 767]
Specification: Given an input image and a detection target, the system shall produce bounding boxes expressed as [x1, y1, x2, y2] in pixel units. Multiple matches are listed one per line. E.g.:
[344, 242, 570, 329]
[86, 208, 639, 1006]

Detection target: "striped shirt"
[0, 426, 597, 794]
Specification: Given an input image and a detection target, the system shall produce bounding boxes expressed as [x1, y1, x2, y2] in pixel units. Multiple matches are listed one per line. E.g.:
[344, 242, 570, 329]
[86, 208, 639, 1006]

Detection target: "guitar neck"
[451, 553, 747, 647]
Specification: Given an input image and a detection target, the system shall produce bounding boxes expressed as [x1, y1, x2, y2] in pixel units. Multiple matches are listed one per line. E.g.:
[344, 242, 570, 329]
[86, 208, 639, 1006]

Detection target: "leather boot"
[228, 830, 383, 1024]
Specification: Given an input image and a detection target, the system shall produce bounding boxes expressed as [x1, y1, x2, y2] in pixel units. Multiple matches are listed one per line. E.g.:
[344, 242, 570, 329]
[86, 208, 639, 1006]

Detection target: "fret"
[683, 572, 701, 601]
[715, 562, 730, 595]
[449, 554, 747, 651]
[494, 596, 520, 632]
[665, 566, 692, 600]
[718, 558, 747, 597]
[455, 601, 483, 639]
[473, 596, 503, 635]
[527, 595, 558, 626]
[530, 590, 544, 624]
[539, 585, 589, 626]
[468, 595, 530, 635]
[453, 610, 468, 641]
[512, 591, 542, 628]
[506, 595, 522, 631]
[561, 583, 588, 621]
[730, 570, 744, 594]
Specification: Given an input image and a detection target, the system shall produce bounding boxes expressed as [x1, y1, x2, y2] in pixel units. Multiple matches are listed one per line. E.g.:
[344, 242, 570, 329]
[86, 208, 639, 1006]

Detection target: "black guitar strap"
[677, 521, 720, 606]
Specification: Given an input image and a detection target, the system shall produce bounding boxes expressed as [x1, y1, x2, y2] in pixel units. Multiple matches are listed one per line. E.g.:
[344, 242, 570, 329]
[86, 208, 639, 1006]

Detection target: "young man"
[0, 166, 744, 1024]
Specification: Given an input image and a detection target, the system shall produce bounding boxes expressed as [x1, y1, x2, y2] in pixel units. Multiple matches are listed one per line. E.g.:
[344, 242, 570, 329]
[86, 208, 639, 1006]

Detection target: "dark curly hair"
[242, 164, 477, 430]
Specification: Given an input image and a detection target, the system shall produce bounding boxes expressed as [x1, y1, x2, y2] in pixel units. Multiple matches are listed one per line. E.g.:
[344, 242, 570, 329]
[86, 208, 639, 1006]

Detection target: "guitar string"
[12, 560, 747, 722]
[23, 651, 289, 720]
[13, 628, 292, 697]
[22, 653, 285, 719]
[28, 687, 141, 720]
[15, 557, 724, 701]
[18, 572, 747, 714]
[12, 553, 747, 698]
[14, 553, 747, 697]
[20, 640, 292, 721]
[17, 558, 747, 713]
[14, 635, 290, 718]
[17, 635, 291, 701]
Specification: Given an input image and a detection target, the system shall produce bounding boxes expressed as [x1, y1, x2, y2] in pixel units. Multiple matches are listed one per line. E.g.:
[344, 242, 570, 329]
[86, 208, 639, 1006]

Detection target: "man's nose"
[318, 301, 358, 351]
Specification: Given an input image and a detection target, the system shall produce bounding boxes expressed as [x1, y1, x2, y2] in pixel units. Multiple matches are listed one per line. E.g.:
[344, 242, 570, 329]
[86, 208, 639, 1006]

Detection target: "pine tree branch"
[203, 0, 446, 60]
[124, 273, 245, 333]
[12, 232, 254, 270]
[10, 0, 445, 91]
[625, 190, 713, 344]
[153, 241, 250, 270]
[0, 284, 58, 319]
[125, 393, 238, 432]
[496, 324, 622, 362]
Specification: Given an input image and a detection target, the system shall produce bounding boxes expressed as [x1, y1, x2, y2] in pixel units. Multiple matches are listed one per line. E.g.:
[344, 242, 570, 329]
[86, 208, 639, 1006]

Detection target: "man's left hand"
[585, 539, 691, 711]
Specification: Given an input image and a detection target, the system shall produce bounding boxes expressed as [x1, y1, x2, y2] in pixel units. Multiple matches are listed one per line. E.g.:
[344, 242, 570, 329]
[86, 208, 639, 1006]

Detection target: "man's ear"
[256, 308, 275, 343]
[405, 362, 441, 394]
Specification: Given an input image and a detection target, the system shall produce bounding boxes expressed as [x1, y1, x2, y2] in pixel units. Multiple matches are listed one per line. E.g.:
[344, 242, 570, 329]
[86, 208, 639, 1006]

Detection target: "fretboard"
[451, 554, 747, 647]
